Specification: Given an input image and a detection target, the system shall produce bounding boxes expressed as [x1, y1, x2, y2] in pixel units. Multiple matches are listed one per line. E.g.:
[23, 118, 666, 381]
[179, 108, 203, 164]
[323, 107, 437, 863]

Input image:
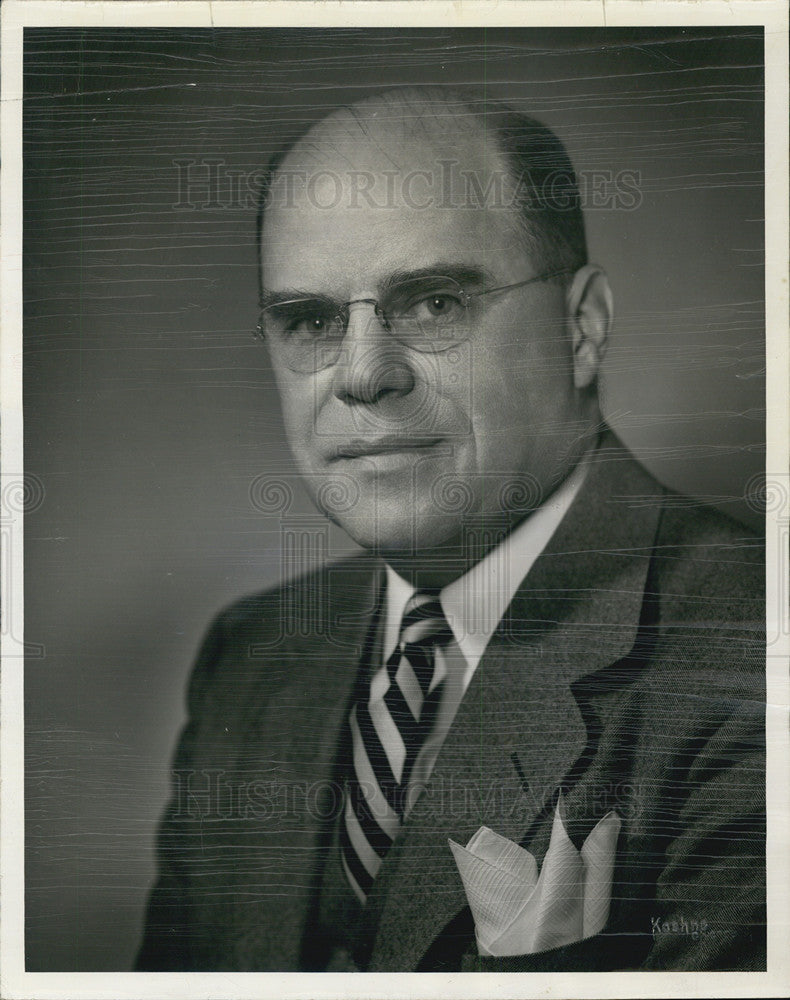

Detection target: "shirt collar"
[383, 449, 594, 669]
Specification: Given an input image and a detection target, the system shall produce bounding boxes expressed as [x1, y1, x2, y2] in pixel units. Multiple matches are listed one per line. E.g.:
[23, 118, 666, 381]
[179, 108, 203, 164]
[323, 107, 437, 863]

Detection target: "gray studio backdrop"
[23, 28, 765, 970]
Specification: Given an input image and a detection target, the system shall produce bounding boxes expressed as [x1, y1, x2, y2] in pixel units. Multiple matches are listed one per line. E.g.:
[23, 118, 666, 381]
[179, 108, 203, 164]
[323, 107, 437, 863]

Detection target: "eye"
[276, 303, 339, 341]
[425, 294, 455, 316]
[405, 289, 465, 324]
[288, 314, 330, 338]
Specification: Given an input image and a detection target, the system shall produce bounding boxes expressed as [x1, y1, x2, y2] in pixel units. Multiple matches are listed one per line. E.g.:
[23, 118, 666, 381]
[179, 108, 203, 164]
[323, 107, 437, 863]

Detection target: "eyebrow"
[259, 262, 498, 309]
[379, 263, 497, 293]
[258, 287, 328, 311]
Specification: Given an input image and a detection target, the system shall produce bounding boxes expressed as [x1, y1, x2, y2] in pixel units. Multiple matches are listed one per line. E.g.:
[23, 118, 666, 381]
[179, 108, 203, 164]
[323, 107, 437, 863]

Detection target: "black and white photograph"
[1, 1, 788, 996]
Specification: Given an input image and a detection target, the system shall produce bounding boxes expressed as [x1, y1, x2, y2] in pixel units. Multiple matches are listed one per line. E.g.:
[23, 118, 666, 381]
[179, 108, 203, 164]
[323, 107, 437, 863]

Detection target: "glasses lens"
[260, 297, 344, 372]
[381, 276, 469, 350]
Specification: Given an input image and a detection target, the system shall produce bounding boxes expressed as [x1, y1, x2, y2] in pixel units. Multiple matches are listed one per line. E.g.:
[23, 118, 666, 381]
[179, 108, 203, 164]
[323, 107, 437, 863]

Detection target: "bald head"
[258, 86, 587, 283]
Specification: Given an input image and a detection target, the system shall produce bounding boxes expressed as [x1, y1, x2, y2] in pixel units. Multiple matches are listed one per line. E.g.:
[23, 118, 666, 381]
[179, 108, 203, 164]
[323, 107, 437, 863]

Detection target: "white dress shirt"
[378, 451, 593, 816]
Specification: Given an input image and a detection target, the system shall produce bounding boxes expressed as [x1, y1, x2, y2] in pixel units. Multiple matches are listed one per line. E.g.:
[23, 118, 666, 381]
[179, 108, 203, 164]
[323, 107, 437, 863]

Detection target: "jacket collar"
[363, 433, 664, 970]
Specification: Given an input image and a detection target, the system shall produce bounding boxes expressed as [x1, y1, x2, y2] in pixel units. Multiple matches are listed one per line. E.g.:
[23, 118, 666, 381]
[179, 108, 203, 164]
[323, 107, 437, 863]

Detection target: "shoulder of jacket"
[651, 496, 763, 597]
[630, 495, 765, 709]
[184, 552, 379, 711]
[209, 550, 381, 643]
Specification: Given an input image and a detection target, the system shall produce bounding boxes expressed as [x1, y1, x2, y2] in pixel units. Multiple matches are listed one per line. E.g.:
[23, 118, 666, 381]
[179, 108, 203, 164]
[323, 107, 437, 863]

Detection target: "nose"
[331, 300, 415, 405]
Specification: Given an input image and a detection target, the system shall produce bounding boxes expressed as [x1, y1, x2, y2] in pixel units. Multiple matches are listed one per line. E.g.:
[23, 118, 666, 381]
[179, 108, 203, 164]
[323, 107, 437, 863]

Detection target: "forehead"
[261, 107, 528, 293]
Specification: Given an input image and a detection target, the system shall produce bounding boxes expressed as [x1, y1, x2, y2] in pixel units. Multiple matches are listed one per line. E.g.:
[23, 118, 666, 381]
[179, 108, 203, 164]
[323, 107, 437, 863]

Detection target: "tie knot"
[398, 591, 451, 651]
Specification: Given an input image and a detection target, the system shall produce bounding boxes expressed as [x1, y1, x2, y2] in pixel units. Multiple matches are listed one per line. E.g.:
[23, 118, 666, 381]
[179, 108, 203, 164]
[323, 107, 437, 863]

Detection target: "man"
[136, 87, 765, 972]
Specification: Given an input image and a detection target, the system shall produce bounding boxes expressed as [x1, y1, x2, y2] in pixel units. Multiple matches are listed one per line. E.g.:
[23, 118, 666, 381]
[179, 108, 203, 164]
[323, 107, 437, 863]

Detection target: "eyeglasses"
[257, 268, 570, 374]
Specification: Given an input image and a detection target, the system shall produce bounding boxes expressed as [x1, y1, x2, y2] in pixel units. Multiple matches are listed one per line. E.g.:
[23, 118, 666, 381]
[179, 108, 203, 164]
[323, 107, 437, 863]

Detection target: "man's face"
[261, 112, 587, 558]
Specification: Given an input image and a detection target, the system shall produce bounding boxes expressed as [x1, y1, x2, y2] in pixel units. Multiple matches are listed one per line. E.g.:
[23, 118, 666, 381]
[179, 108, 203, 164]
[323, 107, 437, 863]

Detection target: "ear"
[566, 265, 613, 389]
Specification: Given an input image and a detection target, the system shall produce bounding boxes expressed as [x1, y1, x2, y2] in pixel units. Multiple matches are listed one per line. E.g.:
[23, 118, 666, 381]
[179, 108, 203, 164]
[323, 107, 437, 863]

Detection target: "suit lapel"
[365, 438, 663, 971]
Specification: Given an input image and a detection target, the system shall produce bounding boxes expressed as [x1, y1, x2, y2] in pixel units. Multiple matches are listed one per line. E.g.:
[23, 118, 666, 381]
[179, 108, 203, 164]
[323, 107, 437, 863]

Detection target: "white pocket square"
[449, 798, 621, 957]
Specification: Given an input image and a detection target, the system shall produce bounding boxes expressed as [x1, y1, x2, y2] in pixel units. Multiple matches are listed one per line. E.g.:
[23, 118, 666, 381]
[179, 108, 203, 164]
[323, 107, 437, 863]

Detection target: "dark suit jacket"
[136, 433, 765, 972]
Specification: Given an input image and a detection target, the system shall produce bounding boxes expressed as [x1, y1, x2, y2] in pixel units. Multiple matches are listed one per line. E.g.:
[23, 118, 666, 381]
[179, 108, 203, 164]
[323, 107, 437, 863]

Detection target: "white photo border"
[2, 2, 788, 998]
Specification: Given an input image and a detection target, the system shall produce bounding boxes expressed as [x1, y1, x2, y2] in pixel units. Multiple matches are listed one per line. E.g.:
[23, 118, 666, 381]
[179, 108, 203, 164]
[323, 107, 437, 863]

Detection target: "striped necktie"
[340, 590, 452, 903]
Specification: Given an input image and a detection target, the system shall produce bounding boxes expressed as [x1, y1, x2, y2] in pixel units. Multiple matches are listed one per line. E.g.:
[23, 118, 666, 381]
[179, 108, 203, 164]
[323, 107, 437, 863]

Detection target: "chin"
[332, 508, 465, 559]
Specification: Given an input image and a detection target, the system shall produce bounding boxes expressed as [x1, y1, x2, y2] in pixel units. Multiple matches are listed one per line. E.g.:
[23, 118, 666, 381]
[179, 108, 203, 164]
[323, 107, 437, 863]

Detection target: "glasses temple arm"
[469, 268, 572, 301]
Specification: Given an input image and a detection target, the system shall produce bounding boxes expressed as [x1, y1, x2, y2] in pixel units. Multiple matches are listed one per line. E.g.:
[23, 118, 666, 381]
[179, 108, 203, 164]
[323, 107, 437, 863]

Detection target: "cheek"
[465, 343, 564, 469]
[467, 342, 529, 425]
[469, 319, 573, 413]
[277, 377, 318, 451]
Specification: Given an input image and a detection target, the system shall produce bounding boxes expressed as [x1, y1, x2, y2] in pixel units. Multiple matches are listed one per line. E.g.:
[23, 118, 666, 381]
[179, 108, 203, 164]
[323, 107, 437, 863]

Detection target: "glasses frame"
[256, 266, 572, 372]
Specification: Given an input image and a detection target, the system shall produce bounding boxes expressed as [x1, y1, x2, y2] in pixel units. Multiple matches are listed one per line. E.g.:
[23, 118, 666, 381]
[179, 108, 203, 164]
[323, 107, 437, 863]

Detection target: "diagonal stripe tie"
[341, 591, 452, 903]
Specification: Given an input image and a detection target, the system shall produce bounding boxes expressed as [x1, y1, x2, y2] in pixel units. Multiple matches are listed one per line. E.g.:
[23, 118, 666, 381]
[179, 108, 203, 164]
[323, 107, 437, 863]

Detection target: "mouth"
[329, 435, 444, 460]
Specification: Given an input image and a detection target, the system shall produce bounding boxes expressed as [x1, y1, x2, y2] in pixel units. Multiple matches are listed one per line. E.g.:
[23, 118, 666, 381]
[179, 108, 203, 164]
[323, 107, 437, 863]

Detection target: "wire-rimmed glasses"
[257, 268, 569, 373]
